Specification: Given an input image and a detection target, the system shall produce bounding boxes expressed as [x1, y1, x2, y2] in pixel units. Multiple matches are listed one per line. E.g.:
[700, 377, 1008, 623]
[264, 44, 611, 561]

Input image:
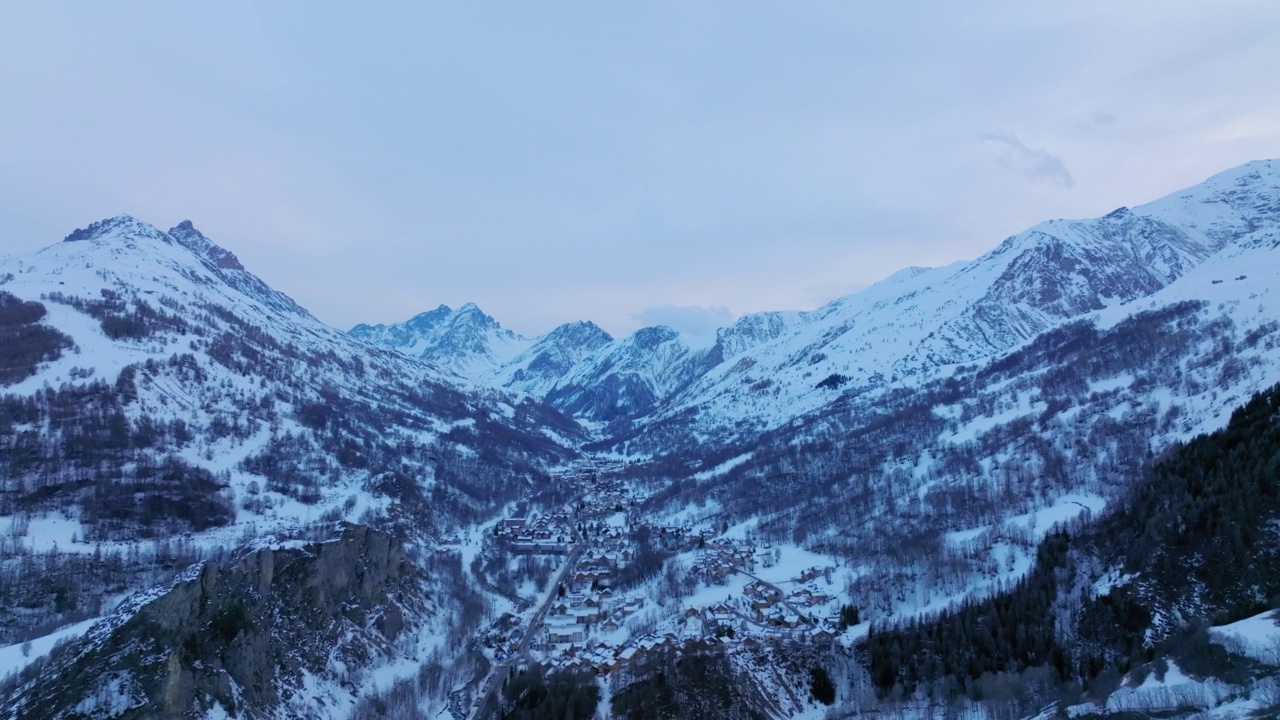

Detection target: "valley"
[1, 160, 1280, 718]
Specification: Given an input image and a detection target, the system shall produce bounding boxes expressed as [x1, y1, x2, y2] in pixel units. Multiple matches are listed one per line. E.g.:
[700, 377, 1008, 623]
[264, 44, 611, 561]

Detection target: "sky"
[2, 2, 1279, 338]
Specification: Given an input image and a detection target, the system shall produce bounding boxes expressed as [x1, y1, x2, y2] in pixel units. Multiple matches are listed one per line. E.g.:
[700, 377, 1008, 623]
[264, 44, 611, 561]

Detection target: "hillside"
[351, 160, 1280, 445]
[0, 216, 582, 653]
[863, 381, 1280, 717]
[3, 159, 1280, 718]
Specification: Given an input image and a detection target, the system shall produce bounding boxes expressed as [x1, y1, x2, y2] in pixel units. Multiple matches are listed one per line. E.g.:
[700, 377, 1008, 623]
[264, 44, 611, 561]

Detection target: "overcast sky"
[3, 2, 1278, 337]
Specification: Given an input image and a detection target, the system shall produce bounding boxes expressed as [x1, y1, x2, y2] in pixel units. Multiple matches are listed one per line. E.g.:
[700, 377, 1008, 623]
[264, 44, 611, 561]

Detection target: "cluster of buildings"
[550, 633, 684, 676]
[495, 512, 573, 554]
[549, 457, 630, 484]
[576, 482, 641, 520]
[734, 566, 844, 640]
[688, 537, 757, 584]
[481, 460, 857, 685]
[788, 585, 832, 609]
[544, 592, 650, 645]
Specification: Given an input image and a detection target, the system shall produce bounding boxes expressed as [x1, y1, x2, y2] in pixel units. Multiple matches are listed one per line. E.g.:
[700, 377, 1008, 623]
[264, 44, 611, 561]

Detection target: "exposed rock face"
[501, 320, 614, 396]
[166, 220, 311, 316]
[5, 525, 421, 719]
[544, 325, 714, 422]
[349, 302, 530, 378]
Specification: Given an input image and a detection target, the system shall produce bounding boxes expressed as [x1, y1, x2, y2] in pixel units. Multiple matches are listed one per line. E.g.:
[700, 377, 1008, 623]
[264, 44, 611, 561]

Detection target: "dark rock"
[4, 525, 423, 719]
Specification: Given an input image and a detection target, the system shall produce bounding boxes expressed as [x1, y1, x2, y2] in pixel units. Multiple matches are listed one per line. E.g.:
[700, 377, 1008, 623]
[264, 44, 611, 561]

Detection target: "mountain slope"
[612, 205, 1280, 634]
[0, 215, 582, 648]
[543, 325, 717, 422]
[350, 160, 1280, 446]
[620, 158, 1280, 446]
[862, 380, 1280, 714]
[4, 159, 1280, 719]
[3, 525, 426, 720]
[497, 320, 614, 396]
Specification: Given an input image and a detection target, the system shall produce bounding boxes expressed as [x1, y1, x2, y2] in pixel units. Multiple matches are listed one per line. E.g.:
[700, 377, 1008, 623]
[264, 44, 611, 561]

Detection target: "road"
[469, 532, 586, 720]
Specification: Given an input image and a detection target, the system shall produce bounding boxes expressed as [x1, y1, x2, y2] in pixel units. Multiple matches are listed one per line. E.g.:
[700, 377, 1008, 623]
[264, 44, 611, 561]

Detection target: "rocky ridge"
[3, 525, 422, 720]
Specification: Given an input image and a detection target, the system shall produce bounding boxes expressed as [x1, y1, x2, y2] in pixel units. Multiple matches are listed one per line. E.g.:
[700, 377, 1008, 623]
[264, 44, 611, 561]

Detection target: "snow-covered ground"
[0, 617, 99, 684]
[1211, 610, 1280, 665]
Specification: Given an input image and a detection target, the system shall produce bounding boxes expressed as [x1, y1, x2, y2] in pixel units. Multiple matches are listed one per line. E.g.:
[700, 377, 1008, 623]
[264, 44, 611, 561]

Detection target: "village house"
[497, 517, 528, 536]
[708, 603, 737, 624]
[573, 607, 601, 624]
[545, 615, 588, 645]
[797, 567, 825, 583]
[789, 589, 830, 608]
[809, 628, 835, 644]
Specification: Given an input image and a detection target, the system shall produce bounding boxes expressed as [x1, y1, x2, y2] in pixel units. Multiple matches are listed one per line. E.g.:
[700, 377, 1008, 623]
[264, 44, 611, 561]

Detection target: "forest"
[0, 291, 71, 386]
[863, 381, 1280, 706]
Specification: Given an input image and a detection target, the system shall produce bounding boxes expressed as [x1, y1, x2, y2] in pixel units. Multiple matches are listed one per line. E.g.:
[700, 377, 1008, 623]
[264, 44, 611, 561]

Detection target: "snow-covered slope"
[614, 176, 1280, 624]
[0, 214, 582, 546]
[497, 320, 614, 396]
[2, 526, 431, 720]
[352, 160, 1280, 443]
[0, 215, 591, 717]
[351, 306, 722, 422]
[5, 160, 1280, 719]
[537, 311, 816, 422]
[628, 158, 1280, 442]
[542, 325, 718, 422]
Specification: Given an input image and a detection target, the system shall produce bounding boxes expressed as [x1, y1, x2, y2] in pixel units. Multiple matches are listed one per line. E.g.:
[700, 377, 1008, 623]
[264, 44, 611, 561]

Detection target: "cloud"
[979, 132, 1075, 188]
[630, 304, 736, 336]
[1090, 111, 1118, 125]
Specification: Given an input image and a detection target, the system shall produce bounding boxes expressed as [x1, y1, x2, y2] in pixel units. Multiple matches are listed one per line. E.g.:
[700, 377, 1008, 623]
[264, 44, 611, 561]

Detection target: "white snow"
[0, 617, 99, 682]
[1211, 609, 1280, 664]
[1106, 660, 1233, 714]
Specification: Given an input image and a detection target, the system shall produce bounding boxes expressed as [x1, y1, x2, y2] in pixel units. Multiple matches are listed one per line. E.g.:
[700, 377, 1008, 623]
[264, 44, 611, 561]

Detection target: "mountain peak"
[63, 215, 169, 245]
[547, 320, 613, 344]
[450, 299, 499, 325]
[347, 301, 525, 379]
[631, 325, 680, 349]
[1223, 157, 1279, 179]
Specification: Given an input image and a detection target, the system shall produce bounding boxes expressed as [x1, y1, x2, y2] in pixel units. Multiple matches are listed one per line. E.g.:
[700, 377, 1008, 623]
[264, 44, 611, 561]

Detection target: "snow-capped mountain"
[497, 320, 614, 396]
[711, 309, 813, 362]
[348, 302, 531, 379]
[165, 219, 313, 317]
[351, 304, 813, 423]
[542, 325, 719, 422]
[7, 159, 1280, 719]
[627, 159, 1280, 443]
[0, 215, 591, 717]
[0, 212, 580, 615]
[354, 160, 1280, 443]
[602, 159, 1280, 646]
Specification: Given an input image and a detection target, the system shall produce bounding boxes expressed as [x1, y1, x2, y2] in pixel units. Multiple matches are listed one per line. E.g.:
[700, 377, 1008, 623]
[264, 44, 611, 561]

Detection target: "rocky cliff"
[3, 525, 423, 719]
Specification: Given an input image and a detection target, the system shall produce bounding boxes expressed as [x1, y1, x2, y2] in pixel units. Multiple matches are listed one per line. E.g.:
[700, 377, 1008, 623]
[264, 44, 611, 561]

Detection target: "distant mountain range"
[4, 158, 1280, 718]
[350, 159, 1280, 442]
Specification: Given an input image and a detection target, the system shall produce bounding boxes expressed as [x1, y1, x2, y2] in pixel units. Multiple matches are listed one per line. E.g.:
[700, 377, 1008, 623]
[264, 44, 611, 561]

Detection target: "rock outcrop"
[5, 525, 422, 719]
